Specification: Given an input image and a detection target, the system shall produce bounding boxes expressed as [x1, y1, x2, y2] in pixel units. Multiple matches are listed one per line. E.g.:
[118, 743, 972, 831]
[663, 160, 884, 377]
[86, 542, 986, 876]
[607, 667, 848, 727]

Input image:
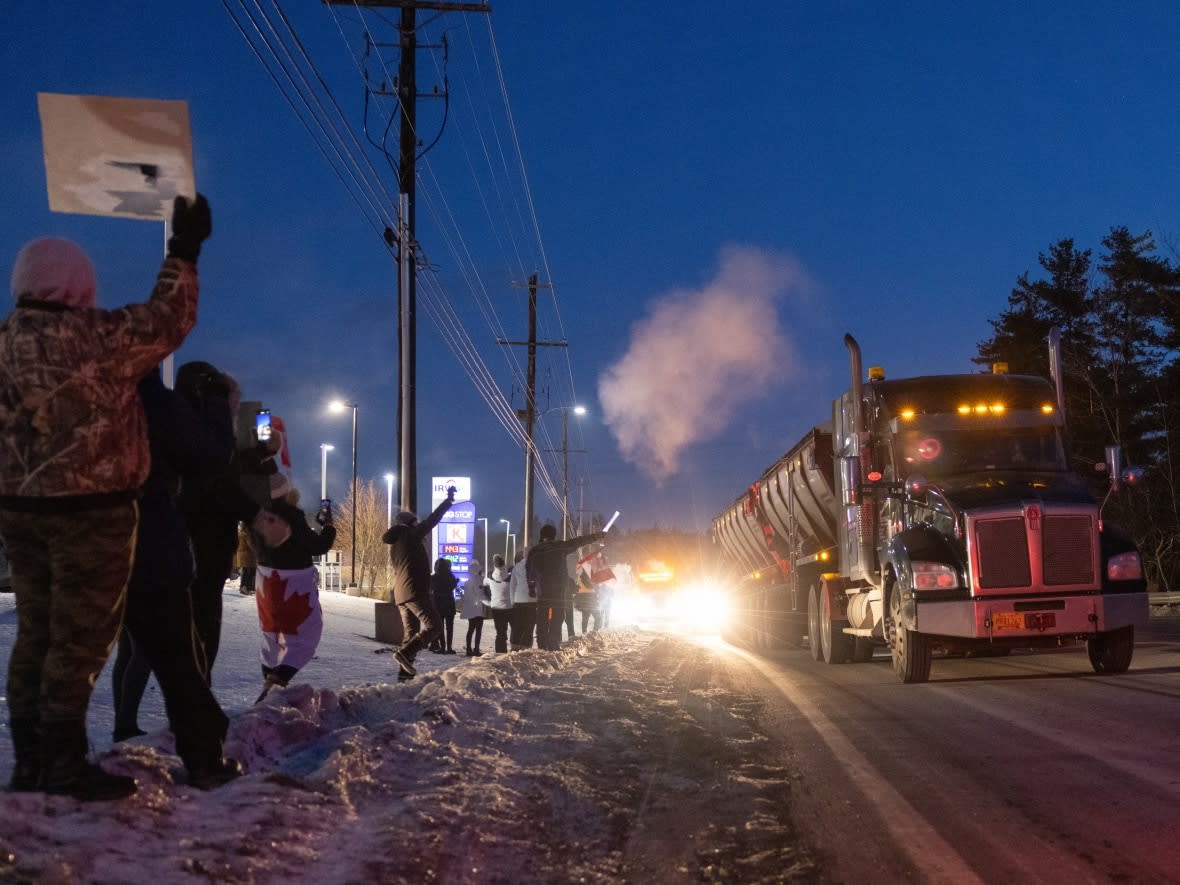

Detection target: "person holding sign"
[0, 195, 209, 800]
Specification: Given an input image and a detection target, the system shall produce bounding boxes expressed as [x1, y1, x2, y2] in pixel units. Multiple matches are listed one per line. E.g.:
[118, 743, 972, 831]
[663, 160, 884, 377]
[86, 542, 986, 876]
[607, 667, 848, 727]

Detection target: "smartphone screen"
[255, 409, 272, 442]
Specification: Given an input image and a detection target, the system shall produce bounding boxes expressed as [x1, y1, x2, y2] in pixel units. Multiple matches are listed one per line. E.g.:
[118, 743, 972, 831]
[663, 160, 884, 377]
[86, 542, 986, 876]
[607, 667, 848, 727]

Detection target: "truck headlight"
[1106, 551, 1143, 581]
[910, 561, 960, 590]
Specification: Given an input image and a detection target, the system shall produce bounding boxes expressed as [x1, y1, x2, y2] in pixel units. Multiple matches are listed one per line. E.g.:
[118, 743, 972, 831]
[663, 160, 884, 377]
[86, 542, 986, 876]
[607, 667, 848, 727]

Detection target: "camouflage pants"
[0, 503, 138, 723]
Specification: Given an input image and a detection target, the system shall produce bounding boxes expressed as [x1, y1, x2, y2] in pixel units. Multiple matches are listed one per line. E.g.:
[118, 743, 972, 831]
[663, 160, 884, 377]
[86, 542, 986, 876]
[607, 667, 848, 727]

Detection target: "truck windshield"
[895, 426, 1067, 477]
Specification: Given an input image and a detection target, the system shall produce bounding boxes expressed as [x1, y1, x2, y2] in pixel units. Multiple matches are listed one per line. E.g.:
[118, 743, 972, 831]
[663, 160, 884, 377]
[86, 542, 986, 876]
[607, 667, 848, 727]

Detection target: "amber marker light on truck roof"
[900, 408, 916, 420]
[1041, 403, 1055, 414]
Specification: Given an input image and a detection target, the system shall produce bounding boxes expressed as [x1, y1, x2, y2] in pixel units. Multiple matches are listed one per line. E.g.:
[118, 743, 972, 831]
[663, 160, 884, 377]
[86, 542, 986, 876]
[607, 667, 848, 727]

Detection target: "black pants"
[535, 597, 565, 651]
[465, 616, 485, 653]
[491, 609, 512, 653]
[510, 603, 536, 650]
[188, 523, 236, 683]
[563, 599, 577, 639]
[122, 571, 229, 771]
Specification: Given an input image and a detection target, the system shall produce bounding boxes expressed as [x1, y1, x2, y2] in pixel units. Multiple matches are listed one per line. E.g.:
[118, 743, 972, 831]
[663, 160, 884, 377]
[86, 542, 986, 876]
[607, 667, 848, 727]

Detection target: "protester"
[0, 196, 207, 800]
[252, 473, 336, 700]
[508, 549, 535, 650]
[176, 360, 271, 683]
[429, 557, 459, 654]
[459, 560, 488, 657]
[112, 367, 272, 789]
[236, 522, 258, 596]
[486, 554, 513, 653]
[527, 524, 606, 651]
[573, 573, 601, 634]
[383, 487, 456, 678]
[562, 576, 578, 641]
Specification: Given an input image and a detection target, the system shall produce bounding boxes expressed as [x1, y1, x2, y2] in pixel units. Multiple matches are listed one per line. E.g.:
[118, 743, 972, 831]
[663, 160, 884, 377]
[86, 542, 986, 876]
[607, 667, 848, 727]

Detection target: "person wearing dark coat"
[382, 488, 455, 678]
[111, 367, 252, 789]
[429, 558, 459, 654]
[527, 524, 605, 651]
[175, 360, 268, 684]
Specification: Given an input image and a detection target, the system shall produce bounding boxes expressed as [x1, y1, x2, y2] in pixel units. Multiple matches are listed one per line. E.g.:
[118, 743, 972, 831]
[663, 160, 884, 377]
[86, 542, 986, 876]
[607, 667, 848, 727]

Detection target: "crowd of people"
[387, 517, 610, 681]
[0, 196, 338, 801]
[0, 195, 613, 801]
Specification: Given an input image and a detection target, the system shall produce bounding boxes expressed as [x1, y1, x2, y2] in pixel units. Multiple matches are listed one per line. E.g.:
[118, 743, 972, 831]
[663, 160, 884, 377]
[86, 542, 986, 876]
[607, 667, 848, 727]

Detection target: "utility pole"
[498, 273, 564, 548]
[543, 409, 585, 540]
[325, 0, 490, 513]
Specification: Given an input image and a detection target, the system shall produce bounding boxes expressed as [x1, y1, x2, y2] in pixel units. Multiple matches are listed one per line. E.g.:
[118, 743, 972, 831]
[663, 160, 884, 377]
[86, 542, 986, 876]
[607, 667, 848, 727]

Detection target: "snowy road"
[3, 589, 1178, 883]
[0, 590, 819, 884]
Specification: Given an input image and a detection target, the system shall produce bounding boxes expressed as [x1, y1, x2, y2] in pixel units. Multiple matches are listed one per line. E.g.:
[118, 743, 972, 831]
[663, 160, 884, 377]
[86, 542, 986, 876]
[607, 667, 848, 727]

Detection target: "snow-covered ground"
[0, 588, 815, 883]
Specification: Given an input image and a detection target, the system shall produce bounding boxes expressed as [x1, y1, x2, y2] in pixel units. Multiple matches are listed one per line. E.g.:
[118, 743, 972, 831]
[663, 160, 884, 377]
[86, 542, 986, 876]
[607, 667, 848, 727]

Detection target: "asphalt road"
[714, 613, 1180, 884]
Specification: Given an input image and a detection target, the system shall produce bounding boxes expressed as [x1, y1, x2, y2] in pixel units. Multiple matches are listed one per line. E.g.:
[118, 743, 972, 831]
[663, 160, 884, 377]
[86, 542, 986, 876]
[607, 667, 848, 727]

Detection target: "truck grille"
[970, 506, 1097, 594]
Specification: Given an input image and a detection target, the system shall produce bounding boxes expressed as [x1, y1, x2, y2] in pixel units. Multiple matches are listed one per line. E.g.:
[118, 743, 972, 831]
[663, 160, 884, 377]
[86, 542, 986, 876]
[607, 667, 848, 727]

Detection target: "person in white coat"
[459, 560, 488, 656]
[486, 554, 513, 653]
[508, 549, 535, 650]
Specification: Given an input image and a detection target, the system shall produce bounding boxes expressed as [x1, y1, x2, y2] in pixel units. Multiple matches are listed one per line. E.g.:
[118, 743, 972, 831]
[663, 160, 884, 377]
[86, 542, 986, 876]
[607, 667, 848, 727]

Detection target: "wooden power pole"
[325, 0, 490, 513]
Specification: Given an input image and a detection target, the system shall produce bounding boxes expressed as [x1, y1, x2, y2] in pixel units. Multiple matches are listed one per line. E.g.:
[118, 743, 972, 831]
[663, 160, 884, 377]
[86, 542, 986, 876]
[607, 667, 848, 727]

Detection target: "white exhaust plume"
[598, 245, 807, 481]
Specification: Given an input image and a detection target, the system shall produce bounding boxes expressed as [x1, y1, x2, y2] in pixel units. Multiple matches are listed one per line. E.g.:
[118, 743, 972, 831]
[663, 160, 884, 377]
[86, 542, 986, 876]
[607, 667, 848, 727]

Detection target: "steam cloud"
[598, 245, 808, 481]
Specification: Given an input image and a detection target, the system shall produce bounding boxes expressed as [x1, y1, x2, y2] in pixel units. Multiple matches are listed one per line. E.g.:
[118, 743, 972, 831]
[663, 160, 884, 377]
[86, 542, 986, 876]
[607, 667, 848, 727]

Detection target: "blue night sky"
[2, 2, 1178, 534]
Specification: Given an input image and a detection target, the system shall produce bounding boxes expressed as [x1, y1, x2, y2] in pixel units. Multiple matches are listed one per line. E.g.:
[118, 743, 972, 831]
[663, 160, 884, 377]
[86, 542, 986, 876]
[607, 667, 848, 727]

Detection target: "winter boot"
[187, 757, 244, 791]
[40, 719, 137, 801]
[8, 715, 40, 792]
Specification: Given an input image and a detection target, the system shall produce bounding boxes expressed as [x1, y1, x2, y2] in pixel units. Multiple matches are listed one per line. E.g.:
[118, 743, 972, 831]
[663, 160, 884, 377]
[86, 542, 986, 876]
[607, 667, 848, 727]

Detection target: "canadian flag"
[576, 550, 616, 586]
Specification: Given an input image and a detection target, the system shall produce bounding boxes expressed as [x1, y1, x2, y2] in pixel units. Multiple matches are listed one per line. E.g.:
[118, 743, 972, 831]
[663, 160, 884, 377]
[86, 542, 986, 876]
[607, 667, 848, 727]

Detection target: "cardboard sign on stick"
[36, 92, 195, 220]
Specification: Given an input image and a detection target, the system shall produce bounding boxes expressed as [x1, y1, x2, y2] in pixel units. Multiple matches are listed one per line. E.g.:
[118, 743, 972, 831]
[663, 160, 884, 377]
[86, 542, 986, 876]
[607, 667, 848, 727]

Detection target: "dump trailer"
[712, 332, 1149, 682]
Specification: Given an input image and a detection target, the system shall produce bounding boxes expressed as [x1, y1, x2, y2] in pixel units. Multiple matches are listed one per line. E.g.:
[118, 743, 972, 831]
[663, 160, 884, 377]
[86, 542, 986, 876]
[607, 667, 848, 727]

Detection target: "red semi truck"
[712, 332, 1148, 682]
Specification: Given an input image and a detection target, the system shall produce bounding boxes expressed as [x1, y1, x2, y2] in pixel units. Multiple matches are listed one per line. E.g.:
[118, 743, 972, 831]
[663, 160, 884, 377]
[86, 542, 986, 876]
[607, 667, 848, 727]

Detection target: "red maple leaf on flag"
[257, 570, 314, 634]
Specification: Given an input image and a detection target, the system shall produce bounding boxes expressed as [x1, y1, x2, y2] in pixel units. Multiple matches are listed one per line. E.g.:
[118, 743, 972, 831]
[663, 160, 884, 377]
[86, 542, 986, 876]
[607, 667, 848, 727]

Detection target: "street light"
[508, 533, 516, 562]
[477, 517, 488, 571]
[329, 399, 358, 587]
[499, 518, 511, 561]
[559, 405, 587, 540]
[319, 443, 334, 500]
[384, 473, 396, 526]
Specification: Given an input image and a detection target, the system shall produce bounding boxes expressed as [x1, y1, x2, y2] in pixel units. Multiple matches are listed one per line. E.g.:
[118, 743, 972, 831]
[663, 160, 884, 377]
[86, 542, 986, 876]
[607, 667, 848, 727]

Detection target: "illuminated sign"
[431, 476, 475, 583]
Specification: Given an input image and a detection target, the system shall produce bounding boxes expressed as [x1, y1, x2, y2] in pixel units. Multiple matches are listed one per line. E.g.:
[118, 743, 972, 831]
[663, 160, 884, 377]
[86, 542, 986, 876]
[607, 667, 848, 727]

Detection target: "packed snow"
[0, 587, 816, 883]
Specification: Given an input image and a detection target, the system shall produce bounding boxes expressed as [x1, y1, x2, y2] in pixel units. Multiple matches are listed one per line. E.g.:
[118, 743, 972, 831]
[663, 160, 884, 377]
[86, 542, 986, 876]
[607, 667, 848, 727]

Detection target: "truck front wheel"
[888, 584, 932, 683]
[1087, 626, 1134, 674]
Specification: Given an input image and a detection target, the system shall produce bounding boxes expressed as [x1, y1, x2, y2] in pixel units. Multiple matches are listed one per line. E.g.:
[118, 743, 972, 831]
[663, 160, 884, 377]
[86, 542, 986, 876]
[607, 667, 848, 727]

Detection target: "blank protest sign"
[37, 92, 195, 220]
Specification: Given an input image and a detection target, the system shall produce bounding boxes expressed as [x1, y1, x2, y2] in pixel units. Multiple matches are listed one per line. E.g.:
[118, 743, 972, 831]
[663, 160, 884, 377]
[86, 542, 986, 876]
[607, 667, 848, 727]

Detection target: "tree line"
[975, 225, 1180, 590]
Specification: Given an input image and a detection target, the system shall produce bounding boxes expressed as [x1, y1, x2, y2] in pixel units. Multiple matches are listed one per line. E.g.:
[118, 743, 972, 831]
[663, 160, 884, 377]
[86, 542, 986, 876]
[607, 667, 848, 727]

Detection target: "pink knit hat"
[10, 237, 97, 308]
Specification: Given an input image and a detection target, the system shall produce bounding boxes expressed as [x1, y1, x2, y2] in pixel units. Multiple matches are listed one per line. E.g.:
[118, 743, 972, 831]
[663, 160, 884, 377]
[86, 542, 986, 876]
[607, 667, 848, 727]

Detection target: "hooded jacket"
[0, 254, 198, 507]
[487, 565, 512, 610]
[510, 556, 534, 604]
[382, 497, 453, 604]
[459, 563, 488, 620]
[526, 531, 606, 601]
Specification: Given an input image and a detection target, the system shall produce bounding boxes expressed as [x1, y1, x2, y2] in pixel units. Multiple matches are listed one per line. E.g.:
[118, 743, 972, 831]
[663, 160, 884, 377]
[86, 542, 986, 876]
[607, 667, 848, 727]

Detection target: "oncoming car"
[611, 560, 732, 634]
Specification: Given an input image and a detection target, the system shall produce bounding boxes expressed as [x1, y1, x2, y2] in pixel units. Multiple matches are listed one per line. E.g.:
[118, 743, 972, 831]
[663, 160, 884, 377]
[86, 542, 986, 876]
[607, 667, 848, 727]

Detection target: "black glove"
[167, 194, 212, 263]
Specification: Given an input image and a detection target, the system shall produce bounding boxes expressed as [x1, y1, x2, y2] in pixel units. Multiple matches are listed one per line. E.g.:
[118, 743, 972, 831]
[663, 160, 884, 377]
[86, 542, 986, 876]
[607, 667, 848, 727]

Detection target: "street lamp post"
[560, 405, 586, 540]
[384, 473, 396, 526]
[477, 517, 488, 571]
[319, 443, 334, 500]
[508, 534, 516, 562]
[499, 518, 511, 561]
[329, 400, 358, 587]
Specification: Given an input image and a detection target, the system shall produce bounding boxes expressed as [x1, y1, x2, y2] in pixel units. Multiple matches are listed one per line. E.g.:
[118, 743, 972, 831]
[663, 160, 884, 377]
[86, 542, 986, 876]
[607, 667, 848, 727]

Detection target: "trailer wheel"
[819, 583, 851, 665]
[807, 585, 823, 661]
[888, 583, 931, 683]
[1087, 626, 1134, 674]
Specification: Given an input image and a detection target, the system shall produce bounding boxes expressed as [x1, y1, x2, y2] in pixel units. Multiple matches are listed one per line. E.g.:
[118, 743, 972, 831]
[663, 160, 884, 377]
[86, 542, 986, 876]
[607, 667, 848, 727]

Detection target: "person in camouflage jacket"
[0, 195, 209, 801]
